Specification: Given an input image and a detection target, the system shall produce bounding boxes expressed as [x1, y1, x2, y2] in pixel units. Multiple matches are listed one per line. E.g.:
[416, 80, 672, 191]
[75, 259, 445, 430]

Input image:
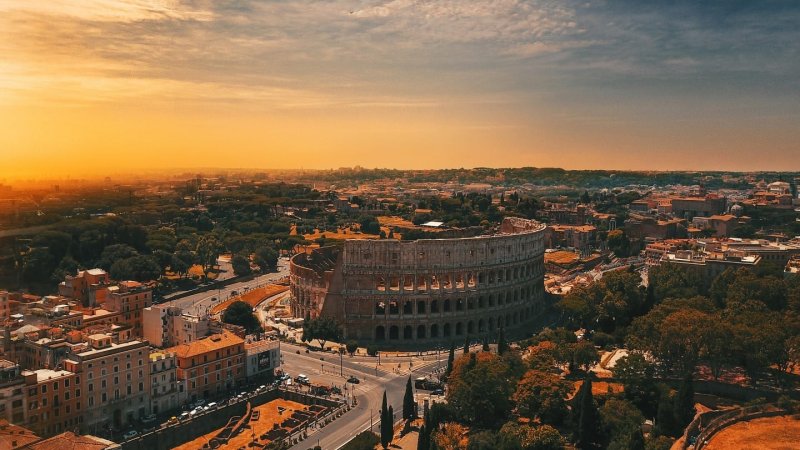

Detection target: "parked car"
[142, 413, 157, 424]
[179, 412, 190, 421]
[122, 430, 139, 440]
[347, 376, 360, 384]
[206, 402, 218, 410]
[431, 388, 444, 396]
[295, 374, 310, 385]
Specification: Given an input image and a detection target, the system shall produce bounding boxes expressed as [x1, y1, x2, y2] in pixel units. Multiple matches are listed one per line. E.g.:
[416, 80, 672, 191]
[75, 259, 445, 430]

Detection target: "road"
[279, 342, 447, 450]
[161, 257, 289, 315]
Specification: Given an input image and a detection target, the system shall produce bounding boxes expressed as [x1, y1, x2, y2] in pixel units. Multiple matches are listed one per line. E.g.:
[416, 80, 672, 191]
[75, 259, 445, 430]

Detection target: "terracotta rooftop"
[25, 431, 117, 450]
[0, 419, 40, 448]
[166, 330, 244, 359]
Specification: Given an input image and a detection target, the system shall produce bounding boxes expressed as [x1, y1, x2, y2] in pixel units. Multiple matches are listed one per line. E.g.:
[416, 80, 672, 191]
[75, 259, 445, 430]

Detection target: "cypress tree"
[380, 391, 390, 449]
[417, 424, 428, 450]
[403, 376, 416, 420]
[445, 342, 455, 379]
[629, 428, 645, 450]
[388, 405, 395, 443]
[497, 327, 507, 355]
[654, 390, 675, 437]
[576, 377, 601, 449]
[463, 335, 470, 354]
[673, 373, 696, 431]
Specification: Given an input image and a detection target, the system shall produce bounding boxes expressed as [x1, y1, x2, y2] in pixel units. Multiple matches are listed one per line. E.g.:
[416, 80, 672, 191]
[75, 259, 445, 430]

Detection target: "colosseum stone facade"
[289, 217, 547, 348]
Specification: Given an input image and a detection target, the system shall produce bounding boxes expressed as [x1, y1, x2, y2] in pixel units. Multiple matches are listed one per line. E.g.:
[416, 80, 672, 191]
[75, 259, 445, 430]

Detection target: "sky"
[1, 0, 799, 179]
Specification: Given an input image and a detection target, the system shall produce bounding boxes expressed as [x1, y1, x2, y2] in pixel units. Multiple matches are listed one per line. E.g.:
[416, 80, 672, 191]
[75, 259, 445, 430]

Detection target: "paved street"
[162, 257, 290, 314]
[279, 342, 447, 450]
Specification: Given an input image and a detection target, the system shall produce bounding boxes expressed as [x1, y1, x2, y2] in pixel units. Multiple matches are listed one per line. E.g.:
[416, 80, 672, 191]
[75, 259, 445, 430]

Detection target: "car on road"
[142, 413, 157, 424]
[331, 386, 342, 395]
[431, 388, 445, 396]
[179, 412, 190, 421]
[206, 402, 217, 410]
[122, 430, 139, 440]
[295, 374, 310, 385]
[347, 376, 360, 384]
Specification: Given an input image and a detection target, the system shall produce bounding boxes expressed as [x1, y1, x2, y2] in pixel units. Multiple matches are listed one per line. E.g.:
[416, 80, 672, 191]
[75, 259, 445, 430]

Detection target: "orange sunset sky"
[1, 1, 799, 180]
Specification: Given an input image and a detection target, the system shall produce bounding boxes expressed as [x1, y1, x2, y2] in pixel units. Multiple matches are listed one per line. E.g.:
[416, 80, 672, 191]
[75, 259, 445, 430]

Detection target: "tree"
[672, 373, 695, 431]
[222, 301, 262, 333]
[648, 264, 701, 302]
[601, 398, 645, 450]
[575, 377, 602, 449]
[653, 390, 676, 437]
[302, 317, 341, 349]
[499, 422, 565, 450]
[97, 244, 138, 271]
[482, 335, 490, 352]
[434, 422, 468, 450]
[110, 255, 161, 282]
[445, 342, 456, 379]
[463, 335, 470, 354]
[571, 341, 600, 372]
[231, 254, 252, 276]
[195, 235, 221, 279]
[512, 370, 570, 425]
[346, 340, 358, 356]
[418, 424, 430, 450]
[380, 391, 391, 449]
[254, 246, 279, 272]
[613, 352, 660, 417]
[466, 430, 498, 450]
[607, 229, 631, 257]
[22, 247, 56, 284]
[403, 377, 417, 420]
[50, 255, 80, 284]
[497, 327, 508, 355]
[447, 352, 514, 428]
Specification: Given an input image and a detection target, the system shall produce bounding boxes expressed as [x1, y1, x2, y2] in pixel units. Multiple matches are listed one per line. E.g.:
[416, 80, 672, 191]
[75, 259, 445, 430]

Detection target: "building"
[658, 250, 761, 287]
[148, 351, 185, 415]
[103, 282, 152, 338]
[166, 330, 245, 402]
[0, 420, 40, 449]
[62, 336, 151, 431]
[546, 225, 596, 255]
[1, 290, 9, 322]
[0, 359, 25, 424]
[244, 338, 280, 381]
[290, 217, 547, 348]
[142, 305, 209, 348]
[24, 431, 120, 450]
[670, 195, 727, 219]
[20, 369, 81, 437]
[58, 270, 110, 308]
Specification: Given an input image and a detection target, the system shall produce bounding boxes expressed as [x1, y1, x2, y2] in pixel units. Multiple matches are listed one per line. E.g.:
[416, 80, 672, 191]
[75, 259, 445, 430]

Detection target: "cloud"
[0, 0, 213, 22]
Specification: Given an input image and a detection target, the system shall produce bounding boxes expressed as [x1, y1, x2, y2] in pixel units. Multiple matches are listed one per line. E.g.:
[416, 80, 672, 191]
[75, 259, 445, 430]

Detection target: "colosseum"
[289, 217, 547, 348]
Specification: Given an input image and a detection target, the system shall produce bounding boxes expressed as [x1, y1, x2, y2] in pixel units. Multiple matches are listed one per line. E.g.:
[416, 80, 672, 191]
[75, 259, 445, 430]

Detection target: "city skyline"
[2, 0, 800, 179]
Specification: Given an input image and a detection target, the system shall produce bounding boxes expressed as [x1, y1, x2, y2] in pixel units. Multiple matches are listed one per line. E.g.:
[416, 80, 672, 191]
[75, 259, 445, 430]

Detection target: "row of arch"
[372, 262, 544, 292]
[373, 306, 537, 341]
[374, 283, 543, 316]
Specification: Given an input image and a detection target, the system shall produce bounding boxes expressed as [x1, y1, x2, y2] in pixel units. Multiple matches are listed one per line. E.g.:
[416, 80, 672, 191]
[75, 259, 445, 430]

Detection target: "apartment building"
[21, 369, 82, 437]
[167, 330, 245, 402]
[148, 351, 185, 415]
[104, 282, 152, 338]
[0, 359, 25, 424]
[62, 336, 150, 431]
[142, 305, 208, 348]
[58, 269, 110, 308]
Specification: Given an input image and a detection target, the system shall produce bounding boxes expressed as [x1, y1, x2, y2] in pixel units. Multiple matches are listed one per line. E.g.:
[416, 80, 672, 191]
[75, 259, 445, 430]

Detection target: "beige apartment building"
[142, 305, 209, 348]
[63, 336, 151, 431]
[148, 350, 186, 415]
[21, 369, 82, 437]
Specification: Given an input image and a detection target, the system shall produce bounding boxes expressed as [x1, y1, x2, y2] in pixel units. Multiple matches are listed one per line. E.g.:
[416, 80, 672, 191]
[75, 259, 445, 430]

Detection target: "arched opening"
[467, 321, 475, 334]
[404, 325, 413, 340]
[478, 319, 485, 333]
[430, 324, 439, 338]
[443, 323, 451, 337]
[455, 322, 463, 336]
[430, 300, 439, 313]
[376, 326, 386, 341]
[417, 325, 426, 339]
[389, 326, 399, 340]
[443, 299, 451, 312]
[417, 300, 426, 315]
[375, 301, 385, 315]
[403, 301, 413, 315]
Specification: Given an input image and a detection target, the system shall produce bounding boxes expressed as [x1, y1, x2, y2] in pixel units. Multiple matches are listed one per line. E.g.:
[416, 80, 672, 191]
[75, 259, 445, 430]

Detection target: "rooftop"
[24, 369, 73, 383]
[166, 330, 243, 359]
[26, 431, 118, 450]
[0, 419, 40, 448]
